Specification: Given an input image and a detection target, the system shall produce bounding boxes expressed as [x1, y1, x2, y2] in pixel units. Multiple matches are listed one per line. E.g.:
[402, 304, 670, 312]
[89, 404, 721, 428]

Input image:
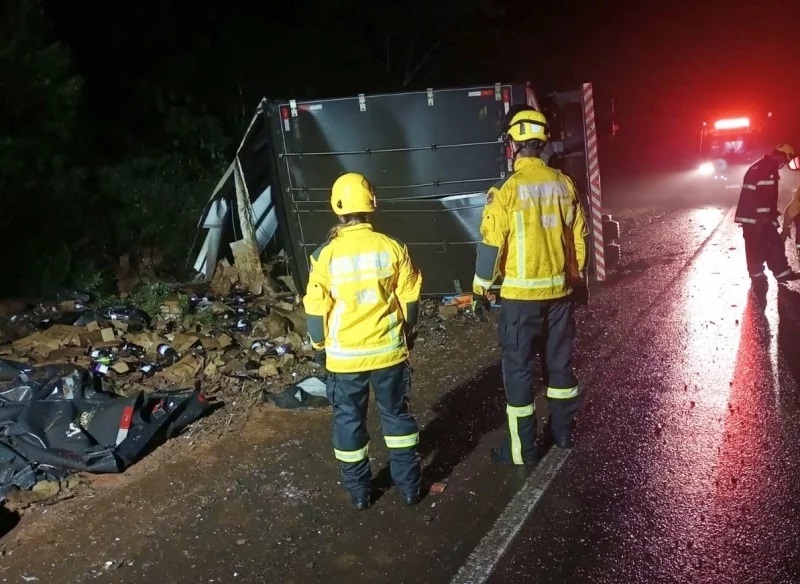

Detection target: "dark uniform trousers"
[326, 362, 421, 498]
[497, 298, 579, 464]
[743, 221, 791, 279]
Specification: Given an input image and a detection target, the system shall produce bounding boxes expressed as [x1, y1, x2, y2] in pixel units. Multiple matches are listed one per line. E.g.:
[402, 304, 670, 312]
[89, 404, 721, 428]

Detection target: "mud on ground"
[0, 312, 503, 579]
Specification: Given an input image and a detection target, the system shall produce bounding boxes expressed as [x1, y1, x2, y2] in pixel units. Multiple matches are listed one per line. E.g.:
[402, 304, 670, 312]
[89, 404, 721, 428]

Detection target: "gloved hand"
[471, 294, 491, 321]
[405, 329, 417, 352]
[313, 348, 327, 369]
[571, 272, 590, 307]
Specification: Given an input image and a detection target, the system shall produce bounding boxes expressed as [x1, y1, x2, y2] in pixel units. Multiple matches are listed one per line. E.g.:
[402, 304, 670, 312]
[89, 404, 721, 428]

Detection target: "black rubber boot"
[489, 447, 539, 467]
[349, 493, 371, 510]
[401, 491, 421, 506]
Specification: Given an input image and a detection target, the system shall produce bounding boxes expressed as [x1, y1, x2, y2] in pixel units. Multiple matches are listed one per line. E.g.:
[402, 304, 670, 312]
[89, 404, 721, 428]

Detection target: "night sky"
[41, 0, 800, 169]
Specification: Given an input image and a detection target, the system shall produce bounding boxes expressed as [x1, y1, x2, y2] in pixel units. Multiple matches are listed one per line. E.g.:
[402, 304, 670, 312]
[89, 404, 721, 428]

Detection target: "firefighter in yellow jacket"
[303, 172, 423, 510]
[473, 107, 589, 465]
[780, 184, 800, 253]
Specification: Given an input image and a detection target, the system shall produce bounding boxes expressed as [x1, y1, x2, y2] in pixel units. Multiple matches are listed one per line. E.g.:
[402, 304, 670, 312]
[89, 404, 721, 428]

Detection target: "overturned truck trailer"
[193, 82, 607, 295]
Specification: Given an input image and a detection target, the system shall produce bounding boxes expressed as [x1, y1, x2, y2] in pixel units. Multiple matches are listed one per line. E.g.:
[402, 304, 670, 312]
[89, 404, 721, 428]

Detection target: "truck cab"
[695, 114, 772, 186]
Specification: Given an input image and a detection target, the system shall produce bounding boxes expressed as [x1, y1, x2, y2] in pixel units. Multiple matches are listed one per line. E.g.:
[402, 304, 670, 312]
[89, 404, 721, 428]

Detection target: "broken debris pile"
[0, 360, 208, 502]
[0, 267, 320, 396]
[263, 375, 329, 409]
[0, 261, 486, 421]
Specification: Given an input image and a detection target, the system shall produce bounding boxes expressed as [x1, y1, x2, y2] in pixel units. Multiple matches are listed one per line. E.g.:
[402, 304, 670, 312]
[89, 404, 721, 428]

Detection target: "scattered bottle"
[188, 293, 214, 313]
[88, 348, 115, 365]
[100, 305, 151, 326]
[228, 292, 248, 306]
[156, 343, 179, 364]
[138, 363, 162, 378]
[119, 342, 146, 358]
[265, 344, 293, 357]
[89, 362, 110, 376]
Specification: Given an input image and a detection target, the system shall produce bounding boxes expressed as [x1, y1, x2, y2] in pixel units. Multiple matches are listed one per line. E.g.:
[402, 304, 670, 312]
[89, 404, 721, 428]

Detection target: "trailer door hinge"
[495, 83, 502, 101]
[427, 88, 434, 106]
[289, 99, 298, 118]
[358, 94, 366, 112]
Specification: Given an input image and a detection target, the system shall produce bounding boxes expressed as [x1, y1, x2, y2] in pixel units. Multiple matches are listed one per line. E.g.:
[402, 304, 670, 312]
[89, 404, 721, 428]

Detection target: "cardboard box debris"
[0, 272, 323, 393]
[157, 355, 203, 385]
[200, 333, 232, 351]
[160, 299, 182, 319]
[259, 313, 291, 339]
[12, 332, 41, 353]
[42, 325, 83, 349]
[111, 361, 131, 374]
[110, 320, 128, 333]
[210, 259, 237, 296]
[168, 333, 200, 353]
[203, 361, 218, 377]
[258, 361, 280, 378]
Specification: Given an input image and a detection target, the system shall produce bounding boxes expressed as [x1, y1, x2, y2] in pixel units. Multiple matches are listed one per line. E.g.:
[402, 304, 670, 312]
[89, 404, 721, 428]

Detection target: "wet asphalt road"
[481, 208, 800, 584]
[3, 178, 800, 584]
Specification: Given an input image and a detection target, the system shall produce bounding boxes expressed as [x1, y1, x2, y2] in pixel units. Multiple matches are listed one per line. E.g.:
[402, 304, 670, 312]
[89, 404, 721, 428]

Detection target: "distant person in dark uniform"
[733, 144, 800, 287]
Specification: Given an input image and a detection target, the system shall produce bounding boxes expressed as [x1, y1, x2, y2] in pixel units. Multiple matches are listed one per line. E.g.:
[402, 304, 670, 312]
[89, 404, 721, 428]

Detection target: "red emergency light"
[714, 117, 750, 130]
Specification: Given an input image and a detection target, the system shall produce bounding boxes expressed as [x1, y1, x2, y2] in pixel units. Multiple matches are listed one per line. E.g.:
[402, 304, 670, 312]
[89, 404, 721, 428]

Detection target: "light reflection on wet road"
[488, 210, 800, 584]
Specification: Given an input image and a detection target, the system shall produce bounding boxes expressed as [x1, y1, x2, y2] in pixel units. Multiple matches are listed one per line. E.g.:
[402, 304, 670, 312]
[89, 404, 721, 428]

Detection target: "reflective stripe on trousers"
[498, 298, 580, 463]
[326, 362, 420, 497]
[334, 443, 369, 463]
[742, 224, 791, 280]
[547, 386, 580, 400]
[506, 403, 535, 465]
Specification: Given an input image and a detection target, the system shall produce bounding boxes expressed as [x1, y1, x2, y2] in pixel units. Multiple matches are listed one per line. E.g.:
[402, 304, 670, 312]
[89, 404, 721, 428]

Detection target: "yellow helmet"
[331, 172, 376, 215]
[505, 109, 549, 143]
[775, 143, 796, 160]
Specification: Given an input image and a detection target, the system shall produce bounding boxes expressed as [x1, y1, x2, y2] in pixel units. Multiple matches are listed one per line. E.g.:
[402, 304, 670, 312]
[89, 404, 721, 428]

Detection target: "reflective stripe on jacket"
[735, 156, 780, 224]
[302, 223, 422, 373]
[472, 156, 588, 301]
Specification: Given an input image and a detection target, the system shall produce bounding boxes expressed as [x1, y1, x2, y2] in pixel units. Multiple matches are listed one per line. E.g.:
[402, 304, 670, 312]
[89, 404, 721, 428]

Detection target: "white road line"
[450, 448, 571, 584]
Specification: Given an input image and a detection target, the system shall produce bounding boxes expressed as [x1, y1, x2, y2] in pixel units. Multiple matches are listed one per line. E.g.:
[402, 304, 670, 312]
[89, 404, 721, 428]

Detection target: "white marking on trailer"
[450, 448, 571, 584]
[468, 91, 484, 97]
[115, 405, 135, 446]
[281, 107, 291, 132]
[298, 104, 323, 111]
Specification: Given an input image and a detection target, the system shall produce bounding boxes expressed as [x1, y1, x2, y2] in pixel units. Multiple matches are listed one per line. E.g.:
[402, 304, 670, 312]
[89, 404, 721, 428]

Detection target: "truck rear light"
[714, 117, 750, 130]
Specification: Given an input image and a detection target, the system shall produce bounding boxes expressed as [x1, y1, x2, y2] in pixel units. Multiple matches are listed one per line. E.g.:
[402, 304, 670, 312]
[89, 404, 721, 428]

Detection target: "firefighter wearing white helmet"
[734, 144, 800, 286]
[303, 172, 423, 510]
[472, 107, 589, 465]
